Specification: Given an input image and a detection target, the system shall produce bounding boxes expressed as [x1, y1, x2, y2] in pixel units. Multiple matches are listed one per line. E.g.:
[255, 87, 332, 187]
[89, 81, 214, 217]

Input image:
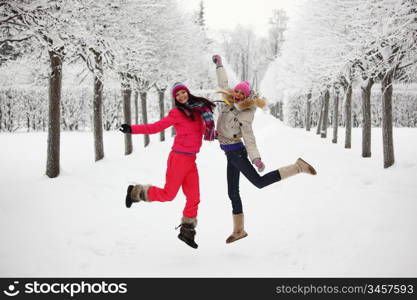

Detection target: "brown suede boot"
[278, 158, 317, 179]
[226, 213, 248, 244]
[178, 216, 198, 249]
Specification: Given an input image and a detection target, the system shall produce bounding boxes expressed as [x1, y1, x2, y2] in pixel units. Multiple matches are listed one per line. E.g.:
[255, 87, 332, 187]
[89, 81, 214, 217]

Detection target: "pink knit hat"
[234, 81, 251, 97]
[171, 82, 190, 100]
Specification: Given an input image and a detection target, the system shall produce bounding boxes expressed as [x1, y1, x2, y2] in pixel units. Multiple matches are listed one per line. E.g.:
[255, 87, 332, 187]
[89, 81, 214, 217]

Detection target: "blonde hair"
[216, 89, 238, 103]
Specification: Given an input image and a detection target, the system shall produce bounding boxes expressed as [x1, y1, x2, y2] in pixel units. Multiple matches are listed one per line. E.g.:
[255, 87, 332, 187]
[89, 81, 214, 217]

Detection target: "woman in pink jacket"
[119, 82, 215, 249]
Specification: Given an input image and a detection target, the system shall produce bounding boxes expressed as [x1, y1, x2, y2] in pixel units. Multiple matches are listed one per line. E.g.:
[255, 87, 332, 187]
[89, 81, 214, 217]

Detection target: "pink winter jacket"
[131, 108, 204, 154]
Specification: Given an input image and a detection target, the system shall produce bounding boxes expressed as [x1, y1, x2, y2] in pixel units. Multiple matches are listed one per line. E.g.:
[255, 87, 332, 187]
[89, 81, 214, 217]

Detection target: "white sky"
[180, 0, 303, 37]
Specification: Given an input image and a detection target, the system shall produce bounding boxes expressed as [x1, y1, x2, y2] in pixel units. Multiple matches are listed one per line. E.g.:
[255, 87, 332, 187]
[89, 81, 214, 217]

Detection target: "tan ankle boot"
[296, 158, 317, 175]
[278, 158, 317, 179]
[226, 213, 248, 244]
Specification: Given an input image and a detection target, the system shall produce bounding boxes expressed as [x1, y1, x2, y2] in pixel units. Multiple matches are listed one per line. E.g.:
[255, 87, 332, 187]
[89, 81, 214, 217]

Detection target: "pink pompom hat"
[234, 81, 251, 97]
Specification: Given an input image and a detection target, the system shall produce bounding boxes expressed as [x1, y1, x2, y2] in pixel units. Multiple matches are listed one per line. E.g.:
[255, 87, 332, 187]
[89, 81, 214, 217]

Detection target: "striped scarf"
[184, 101, 215, 141]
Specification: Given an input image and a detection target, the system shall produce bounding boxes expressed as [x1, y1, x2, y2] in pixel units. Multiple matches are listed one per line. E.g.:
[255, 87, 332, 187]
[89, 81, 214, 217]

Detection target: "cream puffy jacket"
[215, 66, 266, 162]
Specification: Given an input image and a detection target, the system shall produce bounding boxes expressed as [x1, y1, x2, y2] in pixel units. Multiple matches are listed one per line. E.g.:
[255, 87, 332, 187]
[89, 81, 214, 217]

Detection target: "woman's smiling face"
[175, 90, 189, 104]
[233, 89, 246, 102]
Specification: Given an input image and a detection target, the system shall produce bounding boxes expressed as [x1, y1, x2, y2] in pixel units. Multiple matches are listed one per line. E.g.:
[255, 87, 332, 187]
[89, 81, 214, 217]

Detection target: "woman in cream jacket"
[212, 55, 317, 243]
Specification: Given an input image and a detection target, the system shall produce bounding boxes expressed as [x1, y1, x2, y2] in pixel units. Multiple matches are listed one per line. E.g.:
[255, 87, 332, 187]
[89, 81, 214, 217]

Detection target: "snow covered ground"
[1, 111, 416, 277]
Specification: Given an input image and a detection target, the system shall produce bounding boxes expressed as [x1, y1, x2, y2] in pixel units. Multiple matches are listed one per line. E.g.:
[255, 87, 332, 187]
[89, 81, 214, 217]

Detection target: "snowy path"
[1, 111, 416, 277]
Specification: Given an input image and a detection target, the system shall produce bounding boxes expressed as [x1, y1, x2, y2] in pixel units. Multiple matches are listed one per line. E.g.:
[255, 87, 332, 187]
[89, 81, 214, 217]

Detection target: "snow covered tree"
[261, 0, 416, 168]
[195, 0, 206, 30]
[316, 94, 324, 135]
[111, 0, 160, 152]
[220, 26, 266, 90]
[268, 9, 288, 59]
[71, 0, 119, 161]
[305, 90, 312, 131]
[320, 89, 330, 138]
[156, 85, 166, 141]
[332, 85, 341, 143]
[111, 0, 211, 148]
[367, 0, 417, 167]
[1, 0, 86, 177]
[221, 9, 288, 93]
[340, 71, 354, 149]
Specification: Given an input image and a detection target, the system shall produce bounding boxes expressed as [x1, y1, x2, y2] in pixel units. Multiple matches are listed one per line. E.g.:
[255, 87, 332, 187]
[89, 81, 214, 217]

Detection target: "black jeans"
[225, 147, 281, 214]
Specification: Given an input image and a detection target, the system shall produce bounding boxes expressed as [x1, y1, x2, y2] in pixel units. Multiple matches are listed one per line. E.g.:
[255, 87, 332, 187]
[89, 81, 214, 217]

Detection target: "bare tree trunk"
[140, 91, 150, 147]
[306, 91, 312, 131]
[245, 52, 249, 82]
[344, 84, 352, 149]
[321, 89, 330, 138]
[279, 101, 283, 121]
[381, 71, 395, 168]
[122, 83, 132, 155]
[332, 89, 340, 143]
[134, 90, 139, 125]
[270, 103, 276, 118]
[316, 95, 324, 135]
[93, 52, 104, 161]
[46, 50, 63, 178]
[241, 55, 246, 81]
[0, 104, 2, 131]
[26, 113, 30, 132]
[159, 89, 165, 142]
[171, 97, 176, 137]
[361, 78, 374, 158]
[275, 102, 279, 118]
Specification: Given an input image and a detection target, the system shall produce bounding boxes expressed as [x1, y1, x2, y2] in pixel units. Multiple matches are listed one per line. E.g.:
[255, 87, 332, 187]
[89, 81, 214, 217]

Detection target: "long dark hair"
[175, 92, 215, 121]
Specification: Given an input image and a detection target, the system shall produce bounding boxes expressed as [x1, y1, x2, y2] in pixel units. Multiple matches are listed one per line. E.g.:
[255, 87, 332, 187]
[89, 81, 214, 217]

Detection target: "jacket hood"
[236, 97, 267, 110]
[216, 89, 267, 110]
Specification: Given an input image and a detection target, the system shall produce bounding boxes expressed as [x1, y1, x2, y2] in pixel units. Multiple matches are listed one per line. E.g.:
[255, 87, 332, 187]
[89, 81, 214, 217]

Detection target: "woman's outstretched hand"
[119, 124, 132, 134]
[212, 55, 223, 68]
[253, 158, 265, 172]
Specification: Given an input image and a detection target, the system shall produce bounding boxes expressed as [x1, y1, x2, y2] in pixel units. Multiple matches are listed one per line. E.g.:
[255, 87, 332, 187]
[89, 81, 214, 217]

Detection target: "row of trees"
[262, 0, 417, 168]
[1, 0, 215, 177]
[0, 87, 175, 132]
[219, 9, 288, 92]
[269, 86, 417, 128]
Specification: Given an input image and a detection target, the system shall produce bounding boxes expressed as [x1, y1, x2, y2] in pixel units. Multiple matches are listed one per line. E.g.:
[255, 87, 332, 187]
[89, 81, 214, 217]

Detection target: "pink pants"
[147, 151, 200, 218]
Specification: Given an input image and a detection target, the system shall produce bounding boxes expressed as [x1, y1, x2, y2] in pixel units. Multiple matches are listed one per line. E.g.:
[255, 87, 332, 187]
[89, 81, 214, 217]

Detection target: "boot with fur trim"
[178, 216, 198, 249]
[278, 158, 317, 180]
[125, 185, 134, 208]
[125, 184, 151, 208]
[226, 213, 248, 244]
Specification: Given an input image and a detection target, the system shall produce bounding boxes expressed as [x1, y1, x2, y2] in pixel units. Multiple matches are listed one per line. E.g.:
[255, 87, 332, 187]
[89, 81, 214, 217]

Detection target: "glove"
[212, 55, 223, 68]
[119, 124, 132, 133]
[253, 158, 265, 172]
